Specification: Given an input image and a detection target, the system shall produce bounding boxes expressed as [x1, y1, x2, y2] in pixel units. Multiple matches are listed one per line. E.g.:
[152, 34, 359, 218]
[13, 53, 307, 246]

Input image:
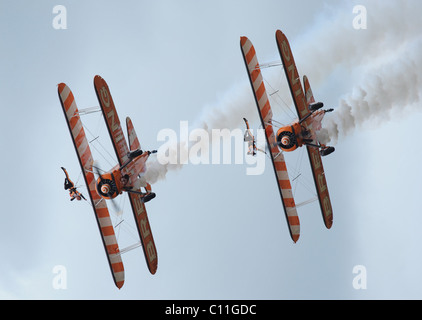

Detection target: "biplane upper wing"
[275, 30, 333, 229]
[240, 36, 300, 243]
[275, 30, 310, 121]
[303, 76, 333, 228]
[93, 75, 158, 274]
[58, 83, 125, 289]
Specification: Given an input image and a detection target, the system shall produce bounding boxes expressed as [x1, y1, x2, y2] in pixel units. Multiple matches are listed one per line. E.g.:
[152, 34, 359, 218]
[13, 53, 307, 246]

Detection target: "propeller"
[92, 161, 123, 216]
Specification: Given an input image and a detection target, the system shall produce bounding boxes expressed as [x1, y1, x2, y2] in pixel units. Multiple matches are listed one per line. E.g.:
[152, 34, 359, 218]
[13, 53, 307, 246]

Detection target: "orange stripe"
[261, 100, 271, 118]
[284, 197, 295, 208]
[86, 173, 95, 186]
[102, 226, 115, 237]
[58, 83, 65, 94]
[69, 114, 79, 131]
[96, 207, 110, 218]
[64, 92, 74, 110]
[279, 179, 292, 190]
[275, 161, 287, 172]
[107, 244, 119, 254]
[74, 128, 85, 148]
[116, 280, 124, 289]
[288, 216, 300, 225]
[251, 68, 260, 84]
[112, 261, 124, 273]
[80, 146, 91, 165]
[255, 82, 266, 101]
[245, 45, 256, 65]
[265, 125, 273, 136]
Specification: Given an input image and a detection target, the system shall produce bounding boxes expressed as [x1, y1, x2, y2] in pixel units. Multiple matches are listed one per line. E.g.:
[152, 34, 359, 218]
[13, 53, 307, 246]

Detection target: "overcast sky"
[0, 0, 421, 299]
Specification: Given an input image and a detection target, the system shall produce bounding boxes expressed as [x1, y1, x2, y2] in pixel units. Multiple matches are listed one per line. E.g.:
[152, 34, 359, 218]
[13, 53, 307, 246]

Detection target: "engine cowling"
[276, 125, 299, 152]
[96, 172, 120, 199]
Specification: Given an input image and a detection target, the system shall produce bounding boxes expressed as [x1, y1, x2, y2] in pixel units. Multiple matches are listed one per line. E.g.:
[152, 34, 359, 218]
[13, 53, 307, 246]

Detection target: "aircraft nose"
[101, 184, 111, 195]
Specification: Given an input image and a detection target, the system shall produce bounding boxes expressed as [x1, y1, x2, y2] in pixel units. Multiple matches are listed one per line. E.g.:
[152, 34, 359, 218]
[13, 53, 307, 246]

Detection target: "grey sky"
[0, 0, 421, 299]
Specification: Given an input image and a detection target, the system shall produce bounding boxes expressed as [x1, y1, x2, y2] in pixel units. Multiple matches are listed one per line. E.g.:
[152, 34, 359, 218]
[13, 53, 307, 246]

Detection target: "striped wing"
[240, 36, 300, 243]
[93, 75, 158, 274]
[276, 29, 333, 229]
[303, 76, 333, 229]
[58, 83, 125, 289]
[275, 30, 310, 121]
[127, 117, 158, 274]
[93, 75, 130, 167]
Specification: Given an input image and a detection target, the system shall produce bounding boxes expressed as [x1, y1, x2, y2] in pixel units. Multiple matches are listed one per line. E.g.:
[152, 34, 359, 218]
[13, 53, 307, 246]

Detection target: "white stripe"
[59, 84, 71, 103]
[281, 188, 294, 200]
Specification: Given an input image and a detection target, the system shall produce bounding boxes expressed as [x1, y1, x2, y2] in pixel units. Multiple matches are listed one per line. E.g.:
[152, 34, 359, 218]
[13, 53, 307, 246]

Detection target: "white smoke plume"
[146, 0, 422, 183]
[144, 81, 256, 184]
[303, 1, 422, 144]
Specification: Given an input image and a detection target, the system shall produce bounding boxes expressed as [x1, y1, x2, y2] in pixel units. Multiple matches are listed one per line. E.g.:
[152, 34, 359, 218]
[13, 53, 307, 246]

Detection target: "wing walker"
[240, 30, 335, 243]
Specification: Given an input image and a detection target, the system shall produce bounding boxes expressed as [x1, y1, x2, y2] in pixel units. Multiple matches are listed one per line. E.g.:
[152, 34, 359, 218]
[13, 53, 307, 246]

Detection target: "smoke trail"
[146, 1, 422, 183]
[295, 1, 422, 144]
[319, 36, 422, 144]
[144, 81, 256, 184]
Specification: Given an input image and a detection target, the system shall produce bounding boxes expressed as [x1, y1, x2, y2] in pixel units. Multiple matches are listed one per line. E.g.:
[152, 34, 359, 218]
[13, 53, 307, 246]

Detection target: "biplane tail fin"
[240, 36, 300, 242]
[58, 83, 125, 289]
[126, 116, 141, 151]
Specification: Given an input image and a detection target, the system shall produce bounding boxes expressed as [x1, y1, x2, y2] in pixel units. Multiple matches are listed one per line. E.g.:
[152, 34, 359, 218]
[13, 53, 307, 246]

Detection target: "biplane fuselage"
[96, 152, 149, 200]
[275, 109, 325, 152]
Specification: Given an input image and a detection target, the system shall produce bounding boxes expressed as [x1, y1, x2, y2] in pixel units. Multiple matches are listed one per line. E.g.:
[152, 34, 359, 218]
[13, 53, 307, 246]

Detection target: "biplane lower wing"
[58, 83, 125, 289]
[303, 76, 333, 228]
[93, 76, 158, 274]
[240, 36, 300, 242]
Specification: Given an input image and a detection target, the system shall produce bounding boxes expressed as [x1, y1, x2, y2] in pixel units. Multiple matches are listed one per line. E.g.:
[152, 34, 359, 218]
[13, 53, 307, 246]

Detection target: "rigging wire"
[260, 62, 319, 206]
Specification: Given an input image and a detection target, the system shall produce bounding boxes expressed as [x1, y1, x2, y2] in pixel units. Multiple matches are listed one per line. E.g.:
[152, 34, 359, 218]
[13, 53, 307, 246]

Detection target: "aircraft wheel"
[321, 146, 335, 156]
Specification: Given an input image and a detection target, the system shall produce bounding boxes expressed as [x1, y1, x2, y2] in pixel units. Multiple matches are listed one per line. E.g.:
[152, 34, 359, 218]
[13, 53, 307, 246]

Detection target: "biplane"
[240, 30, 334, 243]
[58, 75, 158, 289]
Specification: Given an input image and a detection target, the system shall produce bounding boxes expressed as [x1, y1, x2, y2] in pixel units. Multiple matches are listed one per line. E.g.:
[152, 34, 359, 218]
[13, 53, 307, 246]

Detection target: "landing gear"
[321, 146, 335, 156]
[128, 149, 143, 159]
[309, 102, 324, 111]
[142, 192, 156, 203]
[124, 188, 156, 203]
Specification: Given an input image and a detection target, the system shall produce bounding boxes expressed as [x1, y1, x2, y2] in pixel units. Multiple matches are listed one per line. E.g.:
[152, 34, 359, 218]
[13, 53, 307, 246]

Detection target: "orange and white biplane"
[58, 75, 158, 289]
[240, 30, 334, 243]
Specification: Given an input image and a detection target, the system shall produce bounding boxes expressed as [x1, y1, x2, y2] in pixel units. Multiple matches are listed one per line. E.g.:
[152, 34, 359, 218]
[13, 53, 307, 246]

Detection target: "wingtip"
[240, 36, 248, 46]
[116, 281, 124, 289]
[57, 82, 66, 92]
